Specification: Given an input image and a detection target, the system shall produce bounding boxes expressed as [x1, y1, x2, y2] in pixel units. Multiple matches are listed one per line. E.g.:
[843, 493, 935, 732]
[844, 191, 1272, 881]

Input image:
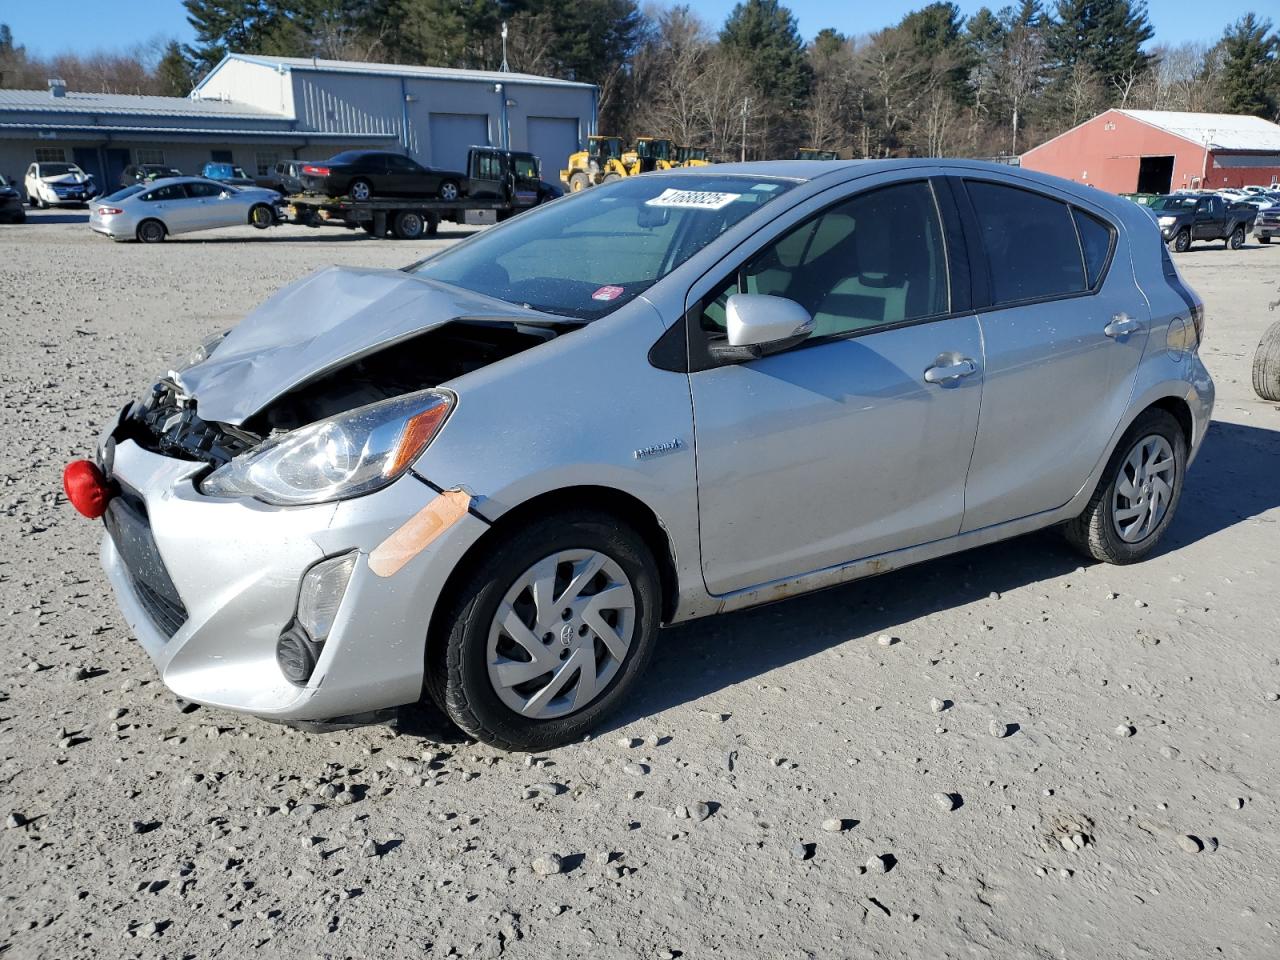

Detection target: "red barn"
[1021, 109, 1280, 194]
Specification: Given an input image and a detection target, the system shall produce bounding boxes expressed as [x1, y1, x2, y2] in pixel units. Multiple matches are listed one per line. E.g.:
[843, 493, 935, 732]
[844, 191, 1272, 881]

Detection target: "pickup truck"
[1147, 194, 1257, 252]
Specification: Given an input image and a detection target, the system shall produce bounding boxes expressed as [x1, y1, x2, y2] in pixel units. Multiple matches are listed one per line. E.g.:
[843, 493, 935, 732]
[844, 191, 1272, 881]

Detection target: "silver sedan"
[73, 159, 1214, 751]
[89, 177, 283, 242]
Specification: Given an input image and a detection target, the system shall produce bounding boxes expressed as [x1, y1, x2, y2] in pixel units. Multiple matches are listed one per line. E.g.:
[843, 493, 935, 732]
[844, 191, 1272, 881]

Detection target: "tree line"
[2, 1, 1278, 162]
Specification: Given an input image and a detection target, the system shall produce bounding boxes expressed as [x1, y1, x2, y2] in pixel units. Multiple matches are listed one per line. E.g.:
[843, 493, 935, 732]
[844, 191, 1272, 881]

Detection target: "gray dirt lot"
[1, 209, 1279, 959]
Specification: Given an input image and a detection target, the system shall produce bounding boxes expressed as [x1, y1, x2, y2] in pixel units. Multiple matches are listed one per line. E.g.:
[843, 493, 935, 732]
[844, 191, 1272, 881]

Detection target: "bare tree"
[998, 13, 1046, 156]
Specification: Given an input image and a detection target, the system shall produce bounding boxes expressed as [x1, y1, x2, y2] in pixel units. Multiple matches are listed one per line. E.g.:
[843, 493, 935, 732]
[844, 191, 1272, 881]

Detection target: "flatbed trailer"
[285, 194, 513, 239]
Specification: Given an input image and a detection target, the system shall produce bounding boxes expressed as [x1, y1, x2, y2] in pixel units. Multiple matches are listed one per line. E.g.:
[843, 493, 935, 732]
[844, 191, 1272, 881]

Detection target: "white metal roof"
[215, 53, 596, 91]
[1120, 110, 1280, 151]
[0, 87, 281, 120]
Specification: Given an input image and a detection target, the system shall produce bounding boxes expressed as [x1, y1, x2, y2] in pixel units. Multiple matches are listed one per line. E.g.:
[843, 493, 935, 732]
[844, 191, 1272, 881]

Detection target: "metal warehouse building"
[0, 53, 596, 190]
[1021, 109, 1280, 194]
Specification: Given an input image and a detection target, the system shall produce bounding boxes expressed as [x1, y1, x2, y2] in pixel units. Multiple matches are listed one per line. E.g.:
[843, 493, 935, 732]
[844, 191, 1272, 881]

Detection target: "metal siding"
[525, 116, 580, 173]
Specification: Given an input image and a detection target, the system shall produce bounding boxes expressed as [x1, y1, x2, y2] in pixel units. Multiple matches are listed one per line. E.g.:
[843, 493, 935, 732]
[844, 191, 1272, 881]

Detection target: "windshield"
[411, 175, 796, 321]
[1149, 196, 1197, 211]
[39, 163, 79, 176]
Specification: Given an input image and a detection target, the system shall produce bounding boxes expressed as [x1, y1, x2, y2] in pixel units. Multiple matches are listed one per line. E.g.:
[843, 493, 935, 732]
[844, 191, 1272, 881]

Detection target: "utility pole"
[500, 22, 509, 73]
[740, 97, 751, 162]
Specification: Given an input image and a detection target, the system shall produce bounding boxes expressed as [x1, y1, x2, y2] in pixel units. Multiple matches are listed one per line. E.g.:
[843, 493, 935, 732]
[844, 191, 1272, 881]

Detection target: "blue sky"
[1, 0, 1264, 59]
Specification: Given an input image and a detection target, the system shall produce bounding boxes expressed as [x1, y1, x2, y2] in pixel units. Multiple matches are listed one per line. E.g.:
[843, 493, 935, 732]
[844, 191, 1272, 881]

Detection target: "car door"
[183, 180, 240, 230]
[466, 150, 504, 200]
[687, 176, 985, 595]
[136, 182, 195, 232]
[956, 177, 1150, 532]
[384, 154, 427, 196]
[1193, 197, 1218, 240]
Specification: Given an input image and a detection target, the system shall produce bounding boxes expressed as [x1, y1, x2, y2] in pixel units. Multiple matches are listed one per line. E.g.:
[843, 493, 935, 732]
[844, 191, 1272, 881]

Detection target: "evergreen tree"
[155, 40, 196, 95]
[1217, 14, 1279, 118]
[1048, 0, 1153, 97]
[719, 0, 811, 106]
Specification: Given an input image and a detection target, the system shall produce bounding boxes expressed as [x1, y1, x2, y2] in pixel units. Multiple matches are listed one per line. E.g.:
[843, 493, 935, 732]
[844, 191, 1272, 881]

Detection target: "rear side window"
[1072, 208, 1114, 288]
[965, 180, 1085, 305]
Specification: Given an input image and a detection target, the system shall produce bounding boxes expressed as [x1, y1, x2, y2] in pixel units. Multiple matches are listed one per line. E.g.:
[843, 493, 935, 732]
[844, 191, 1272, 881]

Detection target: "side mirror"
[219, 191, 231, 199]
[726, 293, 813, 348]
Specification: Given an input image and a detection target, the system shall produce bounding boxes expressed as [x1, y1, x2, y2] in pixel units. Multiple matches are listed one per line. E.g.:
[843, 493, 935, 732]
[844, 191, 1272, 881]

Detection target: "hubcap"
[486, 549, 636, 720]
[351, 182, 370, 201]
[1112, 434, 1176, 543]
[441, 183, 458, 201]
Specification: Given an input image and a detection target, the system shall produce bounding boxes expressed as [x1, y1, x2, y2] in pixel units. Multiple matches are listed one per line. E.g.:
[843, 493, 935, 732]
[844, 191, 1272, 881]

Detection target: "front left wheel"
[434, 511, 661, 751]
[249, 204, 274, 229]
[1063, 408, 1187, 564]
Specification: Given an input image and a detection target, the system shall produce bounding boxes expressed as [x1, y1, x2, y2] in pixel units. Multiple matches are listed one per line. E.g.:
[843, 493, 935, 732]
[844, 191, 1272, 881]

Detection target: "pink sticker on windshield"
[591, 285, 625, 301]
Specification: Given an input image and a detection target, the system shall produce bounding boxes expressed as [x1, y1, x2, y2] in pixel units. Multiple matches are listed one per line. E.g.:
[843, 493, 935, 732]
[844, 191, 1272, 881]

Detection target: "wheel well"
[425, 485, 680, 671]
[1149, 395, 1193, 443]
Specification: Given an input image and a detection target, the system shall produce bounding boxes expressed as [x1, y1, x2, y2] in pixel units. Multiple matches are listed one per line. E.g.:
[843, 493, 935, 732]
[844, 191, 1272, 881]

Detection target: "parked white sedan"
[24, 161, 97, 207]
[89, 177, 284, 242]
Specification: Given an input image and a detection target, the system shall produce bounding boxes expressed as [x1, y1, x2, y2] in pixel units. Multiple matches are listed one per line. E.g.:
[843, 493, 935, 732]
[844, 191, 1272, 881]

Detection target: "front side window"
[965, 180, 1085, 305]
[701, 180, 949, 339]
[185, 181, 225, 198]
[142, 184, 186, 202]
[411, 175, 795, 321]
[514, 157, 539, 179]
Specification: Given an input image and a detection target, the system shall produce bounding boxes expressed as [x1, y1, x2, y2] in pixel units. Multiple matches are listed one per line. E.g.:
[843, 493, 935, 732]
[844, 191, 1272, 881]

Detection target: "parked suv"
[255, 160, 309, 195]
[71, 160, 1213, 751]
[201, 162, 256, 188]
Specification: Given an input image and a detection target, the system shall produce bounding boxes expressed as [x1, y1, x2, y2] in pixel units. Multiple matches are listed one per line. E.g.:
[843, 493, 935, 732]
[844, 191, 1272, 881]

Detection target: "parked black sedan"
[300, 150, 465, 202]
[0, 174, 25, 223]
[119, 164, 184, 188]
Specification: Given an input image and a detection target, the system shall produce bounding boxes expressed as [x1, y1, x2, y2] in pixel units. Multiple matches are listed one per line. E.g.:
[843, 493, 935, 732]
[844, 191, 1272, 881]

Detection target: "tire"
[1252, 319, 1280, 401]
[569, 171, 590, 193]
[434, 510, 661, 751]
[1260, 236, 1271, 244]
[1063, 408, 1187, 564]
[426, 214, 439, 236]
[360, 222, 379, 235]
[136, 219, 166, 244]
[248, 204, 274, 229]
[437, 179, 460, 202]
[1228, 226, 1245, 250]
[601, 173, 622, 183]
[1172, 229, 1191, 253]
[392, 209, 426, 240]
[27, 194, 37, 208]
[348, 179, 373, 202]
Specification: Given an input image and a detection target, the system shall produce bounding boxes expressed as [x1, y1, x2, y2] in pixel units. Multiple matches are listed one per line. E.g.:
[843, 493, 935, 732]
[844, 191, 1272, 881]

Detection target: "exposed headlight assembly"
[1157, 215, 1176, 226]
[201, 389, 454, 506]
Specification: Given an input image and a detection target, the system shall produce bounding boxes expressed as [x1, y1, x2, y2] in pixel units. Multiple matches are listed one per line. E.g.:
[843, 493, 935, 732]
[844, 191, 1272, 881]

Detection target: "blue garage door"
[526, 117, 580, 177]
[428, 113, 489, 171]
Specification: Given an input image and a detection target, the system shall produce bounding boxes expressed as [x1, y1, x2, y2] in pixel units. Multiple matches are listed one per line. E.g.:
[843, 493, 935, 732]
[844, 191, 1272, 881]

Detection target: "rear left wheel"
[1228, 226, 1245, 250]
[435, 511, 661, 751]
[1063, 408, 1187, 564]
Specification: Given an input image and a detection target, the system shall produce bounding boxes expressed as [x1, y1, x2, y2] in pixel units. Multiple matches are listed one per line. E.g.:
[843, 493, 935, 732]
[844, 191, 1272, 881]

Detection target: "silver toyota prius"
[71, 160, 1214, 750]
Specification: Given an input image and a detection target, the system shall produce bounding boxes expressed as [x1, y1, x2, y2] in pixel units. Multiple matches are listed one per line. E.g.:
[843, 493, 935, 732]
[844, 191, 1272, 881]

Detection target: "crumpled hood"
[178, 265, 546, 425]
[42, 172, 90, 185]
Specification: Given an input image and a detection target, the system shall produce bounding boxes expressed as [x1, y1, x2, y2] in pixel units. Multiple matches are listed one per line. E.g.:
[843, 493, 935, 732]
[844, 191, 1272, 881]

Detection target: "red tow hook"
[63, 459, 115, 519]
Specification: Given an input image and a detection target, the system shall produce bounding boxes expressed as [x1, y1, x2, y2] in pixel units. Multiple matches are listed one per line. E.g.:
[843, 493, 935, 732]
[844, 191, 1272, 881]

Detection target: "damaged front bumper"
[99, 428, 490, 723]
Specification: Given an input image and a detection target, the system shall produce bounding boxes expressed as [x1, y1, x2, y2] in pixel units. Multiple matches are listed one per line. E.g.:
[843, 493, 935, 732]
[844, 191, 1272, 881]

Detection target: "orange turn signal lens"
[383, 401, 452, 478]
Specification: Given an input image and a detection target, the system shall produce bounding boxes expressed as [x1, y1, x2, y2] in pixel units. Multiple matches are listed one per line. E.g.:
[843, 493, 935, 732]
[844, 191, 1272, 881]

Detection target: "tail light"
[302, 165, 330, 176]
[97, 206, 123, 215]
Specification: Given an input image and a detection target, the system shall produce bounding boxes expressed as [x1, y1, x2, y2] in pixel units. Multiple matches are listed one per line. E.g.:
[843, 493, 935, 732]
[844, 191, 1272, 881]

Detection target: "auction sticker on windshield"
[645, 189, 741, 210]
[591, 285, 625, 301]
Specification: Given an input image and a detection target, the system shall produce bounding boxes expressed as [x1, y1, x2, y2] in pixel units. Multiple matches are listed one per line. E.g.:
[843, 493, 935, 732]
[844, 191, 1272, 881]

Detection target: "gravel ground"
[2, 210, 1279, 959]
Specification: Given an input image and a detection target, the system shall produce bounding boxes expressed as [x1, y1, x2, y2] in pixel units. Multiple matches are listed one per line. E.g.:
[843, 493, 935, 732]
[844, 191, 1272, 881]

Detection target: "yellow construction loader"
[675, 145, 710, 167]
[625, 138, 676, 173]
[796, 148, 839, 161]
[560, 135, 627, 192]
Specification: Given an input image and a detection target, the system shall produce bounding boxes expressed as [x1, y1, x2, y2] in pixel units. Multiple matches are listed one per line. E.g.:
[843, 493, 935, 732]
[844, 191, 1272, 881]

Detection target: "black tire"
[136, 219, 166, 244]
[1063, 408, 1187, 564]
[348, 178, 373, 202]
[27, 194, 37, 208]
[426, 214, 439, 236]
[601, 172, 622, 183]
[360, 221, 379, 235]
[434, 511, 661, 751]
[248, 204, 274, 229]
[392, 209, 426, 239]
[569, 171, 591, 192]
[1252, 319, 1280, 402]
[1228, 226, 1245, 250]
[1260, 236, 1271, 244]
[437, 179, 461, 202]
[1172, 229, 1191, 253]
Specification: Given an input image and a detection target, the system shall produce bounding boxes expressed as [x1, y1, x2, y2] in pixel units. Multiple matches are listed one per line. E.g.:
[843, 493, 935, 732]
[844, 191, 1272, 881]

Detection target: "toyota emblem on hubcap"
[560, 623, 575, 646]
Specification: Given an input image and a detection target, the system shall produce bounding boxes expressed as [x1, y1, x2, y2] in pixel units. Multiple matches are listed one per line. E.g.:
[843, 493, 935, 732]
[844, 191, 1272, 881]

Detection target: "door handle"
[923, 358, 978, 384]
[1104, 314, 1141, 338]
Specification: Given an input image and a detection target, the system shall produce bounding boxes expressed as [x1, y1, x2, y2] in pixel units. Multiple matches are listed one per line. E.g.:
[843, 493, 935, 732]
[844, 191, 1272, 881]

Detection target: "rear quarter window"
[965, 180, 1086, 305]
[1071, 208, 1115, 288]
